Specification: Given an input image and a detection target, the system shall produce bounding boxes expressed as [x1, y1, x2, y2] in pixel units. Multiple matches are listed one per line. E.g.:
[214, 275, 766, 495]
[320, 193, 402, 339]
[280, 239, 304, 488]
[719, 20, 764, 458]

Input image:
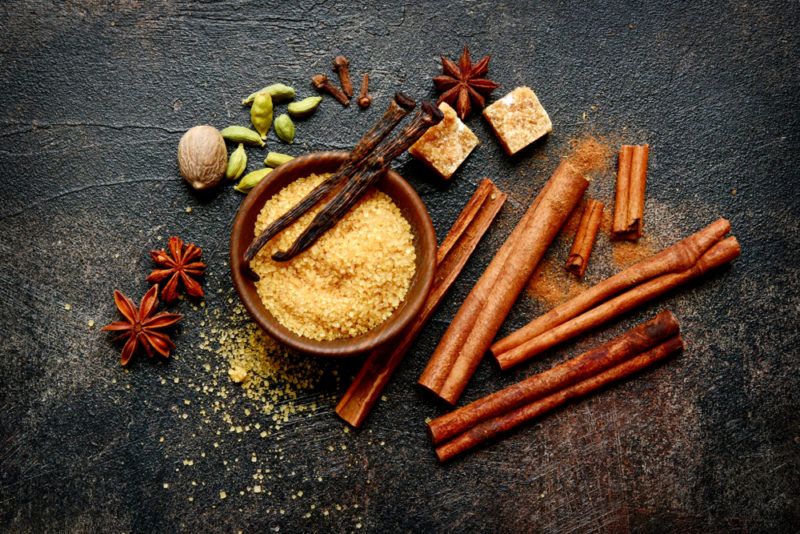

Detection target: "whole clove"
[333, 56, 354, 98]
[312, 74, 350, 106]
[358, 74, 372, 109]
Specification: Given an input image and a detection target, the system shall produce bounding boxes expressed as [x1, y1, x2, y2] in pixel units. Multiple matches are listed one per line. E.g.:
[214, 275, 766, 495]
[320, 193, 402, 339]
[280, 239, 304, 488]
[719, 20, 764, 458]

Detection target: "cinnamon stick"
[429, 310, 679, 445]
[565, 199, 604, 277]
[434, 334, 684, 462]
[335, 179, 507, 428]
[612, 145, 633, 237]
[492, 218, 732, 360]
[418, 160, 589, 405]
[494, 235, 740, 370]
[612, 144, 649, 240]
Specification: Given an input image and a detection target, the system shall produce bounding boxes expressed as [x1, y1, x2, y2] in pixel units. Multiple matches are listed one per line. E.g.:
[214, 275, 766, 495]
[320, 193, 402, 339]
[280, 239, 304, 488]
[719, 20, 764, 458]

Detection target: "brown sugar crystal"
[408, 102, 479, 180]
[482, 86, 552, 156]
[249, 173, 416, 341]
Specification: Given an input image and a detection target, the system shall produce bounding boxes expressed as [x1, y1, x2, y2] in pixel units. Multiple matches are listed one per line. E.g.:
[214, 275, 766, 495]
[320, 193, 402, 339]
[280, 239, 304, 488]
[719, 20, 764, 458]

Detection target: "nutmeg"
[177, 125, 227, 190]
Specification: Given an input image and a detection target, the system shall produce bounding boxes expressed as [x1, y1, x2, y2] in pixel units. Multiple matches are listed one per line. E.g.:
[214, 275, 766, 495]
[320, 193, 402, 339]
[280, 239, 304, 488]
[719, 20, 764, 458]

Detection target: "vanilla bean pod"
[272, 101, 444, 262]
[243, 93, 416, 263]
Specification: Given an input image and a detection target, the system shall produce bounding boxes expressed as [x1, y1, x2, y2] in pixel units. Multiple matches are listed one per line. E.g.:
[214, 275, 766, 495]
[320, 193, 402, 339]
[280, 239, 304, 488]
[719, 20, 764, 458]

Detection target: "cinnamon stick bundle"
[336, 179, 507, 428]
[434, 326, 684, 462]
[492, 218, 740, 370]
[612, 144, 649, 240]
[565, 199, 604, 277]
[418, 160, 589, 405]
[429, 310, 680, 446]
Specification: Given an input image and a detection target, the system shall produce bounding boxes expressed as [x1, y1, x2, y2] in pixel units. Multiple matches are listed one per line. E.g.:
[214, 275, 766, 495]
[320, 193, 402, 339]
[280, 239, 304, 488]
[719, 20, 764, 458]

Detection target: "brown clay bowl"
[230, 151, 436, 357]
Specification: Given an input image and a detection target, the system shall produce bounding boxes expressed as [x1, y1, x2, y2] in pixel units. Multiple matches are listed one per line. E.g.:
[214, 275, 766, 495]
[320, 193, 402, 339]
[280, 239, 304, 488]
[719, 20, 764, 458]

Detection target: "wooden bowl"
[230, 151, 436, 357]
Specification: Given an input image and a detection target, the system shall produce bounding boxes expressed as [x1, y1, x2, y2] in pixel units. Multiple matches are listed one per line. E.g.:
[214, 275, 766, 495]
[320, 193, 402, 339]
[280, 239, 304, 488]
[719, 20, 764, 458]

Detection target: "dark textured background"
[1, 1, 799, 532]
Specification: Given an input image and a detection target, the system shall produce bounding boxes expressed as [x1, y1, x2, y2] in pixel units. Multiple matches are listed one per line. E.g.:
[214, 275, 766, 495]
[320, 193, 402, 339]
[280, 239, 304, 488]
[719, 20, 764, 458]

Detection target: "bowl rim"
[229, 151, 436, 357]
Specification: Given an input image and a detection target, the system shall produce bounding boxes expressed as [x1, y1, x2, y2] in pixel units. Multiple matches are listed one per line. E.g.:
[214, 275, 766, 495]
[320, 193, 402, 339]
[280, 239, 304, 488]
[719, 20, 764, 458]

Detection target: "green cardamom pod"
[234, 167, 272, 193]
[274, 114, 295, 144]
[225, 143, 247, 180]
[241, 83, 296, 106]
[287, 96, 323, 119]
[250, 92, 273, 140]
[220, 126, 265, 147]
[264, 152, 295, 168]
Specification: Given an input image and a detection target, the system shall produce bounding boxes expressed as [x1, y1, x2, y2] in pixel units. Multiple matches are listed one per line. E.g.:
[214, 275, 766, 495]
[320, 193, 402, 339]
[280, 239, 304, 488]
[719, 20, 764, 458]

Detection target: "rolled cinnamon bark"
[492, 217, 732, 359]
[565, 199, 604, 277]
[494, 236, 740, 370]
[336, 179, 506, 428]
[418, 160, 589, 405]
[434, 333, 685, 462]
[429, 310, 680, 445]
[612, 146, 633, 235]
[612, 144, 649, 240]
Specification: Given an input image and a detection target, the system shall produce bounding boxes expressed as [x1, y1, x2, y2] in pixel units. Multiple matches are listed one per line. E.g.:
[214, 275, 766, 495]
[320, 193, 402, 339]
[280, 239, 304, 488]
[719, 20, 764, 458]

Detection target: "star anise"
[102, 286, 182, 366]
[146, 236, 206, 303]
[433, 46, 500, 120]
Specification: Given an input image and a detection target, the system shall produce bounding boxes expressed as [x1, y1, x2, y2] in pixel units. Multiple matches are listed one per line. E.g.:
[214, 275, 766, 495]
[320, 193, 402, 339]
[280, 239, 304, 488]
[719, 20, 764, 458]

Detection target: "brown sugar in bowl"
[230, 151, 436, 357]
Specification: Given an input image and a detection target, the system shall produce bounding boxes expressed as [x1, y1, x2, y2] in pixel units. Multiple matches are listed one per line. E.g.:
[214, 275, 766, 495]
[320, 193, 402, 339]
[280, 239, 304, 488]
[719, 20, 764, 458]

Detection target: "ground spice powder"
[527, 256, 588, 306]
[567, 134, 613, 176]
[250, 174, 416, 341]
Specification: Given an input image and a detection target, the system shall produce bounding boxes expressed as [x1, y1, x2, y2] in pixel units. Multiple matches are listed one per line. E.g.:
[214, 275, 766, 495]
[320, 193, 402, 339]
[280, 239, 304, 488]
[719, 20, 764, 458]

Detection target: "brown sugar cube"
[482, 86, 552, 155]
[408, 102, 479, 180]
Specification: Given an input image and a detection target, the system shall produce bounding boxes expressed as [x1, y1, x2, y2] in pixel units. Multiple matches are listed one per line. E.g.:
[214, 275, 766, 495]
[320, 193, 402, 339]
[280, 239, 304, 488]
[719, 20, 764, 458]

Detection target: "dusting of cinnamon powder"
[612, 236, 659, 269]
[566, 134, 613, 176]
[527, 256, 588, 306]
[250, 173, 416, 341]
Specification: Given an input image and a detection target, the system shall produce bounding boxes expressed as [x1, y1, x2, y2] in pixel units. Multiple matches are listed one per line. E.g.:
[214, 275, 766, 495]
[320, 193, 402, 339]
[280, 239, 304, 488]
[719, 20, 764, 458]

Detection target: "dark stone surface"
[1, 1, 798, 532]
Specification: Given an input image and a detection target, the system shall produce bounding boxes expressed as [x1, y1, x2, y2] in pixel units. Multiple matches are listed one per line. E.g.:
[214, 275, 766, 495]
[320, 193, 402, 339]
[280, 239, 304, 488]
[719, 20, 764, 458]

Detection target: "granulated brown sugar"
[250, 173, 416, 341]
[196, 303, 325, 420]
